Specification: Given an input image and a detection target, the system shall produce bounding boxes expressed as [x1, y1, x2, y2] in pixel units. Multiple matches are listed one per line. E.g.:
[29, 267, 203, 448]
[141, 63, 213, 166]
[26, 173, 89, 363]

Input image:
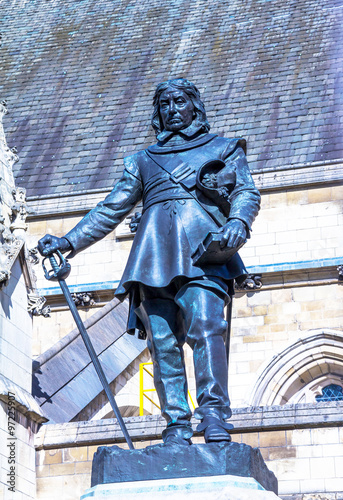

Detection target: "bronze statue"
[38, 78, 260, 446]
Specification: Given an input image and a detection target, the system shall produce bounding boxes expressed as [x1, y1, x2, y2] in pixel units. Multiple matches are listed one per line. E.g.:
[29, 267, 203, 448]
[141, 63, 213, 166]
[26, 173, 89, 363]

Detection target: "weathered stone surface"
[34, 402, 343, 449]
[91, 442, 278, 494]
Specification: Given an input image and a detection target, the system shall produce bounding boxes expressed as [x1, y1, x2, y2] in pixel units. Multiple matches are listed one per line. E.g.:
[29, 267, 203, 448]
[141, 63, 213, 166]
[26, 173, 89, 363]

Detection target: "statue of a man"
[38, 78, 260, 445]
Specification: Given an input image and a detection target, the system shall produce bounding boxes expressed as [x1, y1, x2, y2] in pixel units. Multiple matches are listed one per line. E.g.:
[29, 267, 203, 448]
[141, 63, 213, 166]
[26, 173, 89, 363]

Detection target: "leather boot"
[162, 425, 193, 446]
[197, 416, 233, 443]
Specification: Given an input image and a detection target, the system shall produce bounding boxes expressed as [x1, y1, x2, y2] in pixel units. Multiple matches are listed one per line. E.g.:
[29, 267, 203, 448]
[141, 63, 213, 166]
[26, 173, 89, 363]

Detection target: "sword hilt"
[42, 250, 71, 281]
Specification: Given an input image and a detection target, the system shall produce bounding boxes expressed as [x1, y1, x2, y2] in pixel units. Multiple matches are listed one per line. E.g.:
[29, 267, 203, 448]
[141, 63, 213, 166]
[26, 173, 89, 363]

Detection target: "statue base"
[91, 442, 277, 494]
[81, 474, 280, 500]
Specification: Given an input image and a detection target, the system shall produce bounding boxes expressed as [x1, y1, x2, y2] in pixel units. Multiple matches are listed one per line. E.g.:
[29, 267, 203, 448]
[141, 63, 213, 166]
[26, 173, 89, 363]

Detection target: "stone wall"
[0, 98, 46, 500]
[0, 258, 36, 500]
[34, 403, 343, 500]
[0, 401, 39, 500]
[0, 259, 33, 392]
[230, 283, 343, 407]
[0, 253, 45, 500]
[240, 184, 343, 267]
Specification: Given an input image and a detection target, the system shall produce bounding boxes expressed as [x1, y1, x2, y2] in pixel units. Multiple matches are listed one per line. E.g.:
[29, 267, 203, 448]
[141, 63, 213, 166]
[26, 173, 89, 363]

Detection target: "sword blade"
[58, 278, 134, 450]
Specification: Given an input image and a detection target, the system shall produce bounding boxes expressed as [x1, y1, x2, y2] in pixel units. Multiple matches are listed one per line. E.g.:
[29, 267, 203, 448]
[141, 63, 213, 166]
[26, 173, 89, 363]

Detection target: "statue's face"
[159, 88, 195, 132]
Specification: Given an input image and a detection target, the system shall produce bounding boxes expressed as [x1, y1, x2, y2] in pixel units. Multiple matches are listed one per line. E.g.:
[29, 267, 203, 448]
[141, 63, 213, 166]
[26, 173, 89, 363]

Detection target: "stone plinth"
[81, 474, 281, 500]
[91, 442, 278, 494]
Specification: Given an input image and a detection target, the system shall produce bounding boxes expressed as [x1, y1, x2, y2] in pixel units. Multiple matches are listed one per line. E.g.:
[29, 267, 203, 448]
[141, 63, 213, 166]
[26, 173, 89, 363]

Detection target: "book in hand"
[192, 232, 244, 266]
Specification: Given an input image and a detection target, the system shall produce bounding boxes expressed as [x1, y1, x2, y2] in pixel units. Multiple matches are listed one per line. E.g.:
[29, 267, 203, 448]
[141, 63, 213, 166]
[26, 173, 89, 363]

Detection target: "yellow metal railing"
[139, 362, 196, 416]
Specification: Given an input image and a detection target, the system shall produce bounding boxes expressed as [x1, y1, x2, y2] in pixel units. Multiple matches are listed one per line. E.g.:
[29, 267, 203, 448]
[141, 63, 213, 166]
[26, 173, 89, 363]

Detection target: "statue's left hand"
[220, 219, 247, 249]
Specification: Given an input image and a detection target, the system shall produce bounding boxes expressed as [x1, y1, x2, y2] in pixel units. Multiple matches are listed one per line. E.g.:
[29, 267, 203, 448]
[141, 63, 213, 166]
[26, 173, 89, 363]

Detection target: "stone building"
[0, 0, 343, 498]
[0, 102, 47, 498]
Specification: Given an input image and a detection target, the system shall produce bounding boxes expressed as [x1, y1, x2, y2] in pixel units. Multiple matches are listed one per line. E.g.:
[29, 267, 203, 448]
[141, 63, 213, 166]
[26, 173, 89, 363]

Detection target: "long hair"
[151, 78, 210, 136]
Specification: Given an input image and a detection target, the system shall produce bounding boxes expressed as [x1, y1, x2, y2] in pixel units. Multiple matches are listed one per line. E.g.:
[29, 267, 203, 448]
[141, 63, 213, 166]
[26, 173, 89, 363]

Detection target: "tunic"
[65, 132, 260, 331]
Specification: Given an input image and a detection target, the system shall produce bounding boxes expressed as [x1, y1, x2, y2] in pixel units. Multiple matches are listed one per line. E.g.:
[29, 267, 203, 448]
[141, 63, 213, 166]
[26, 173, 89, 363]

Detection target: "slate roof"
[1, 0, 343, 199]
[32, 297, 146, 423]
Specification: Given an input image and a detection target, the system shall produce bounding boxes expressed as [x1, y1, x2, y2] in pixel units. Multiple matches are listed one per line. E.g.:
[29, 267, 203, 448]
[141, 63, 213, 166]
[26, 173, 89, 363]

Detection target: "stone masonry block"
[36, 465, 50, 478]
[287, 429, 312, 447]
[307, 187, 332, 204]
[286, 190, 308, 205]
[49, 462, 75, 476]
[268, 447, 297, 461]
[331, 185, 343, 200]
[75, 461, 92, 474]
[310, 457, 336, 480]
[43, 449, 62, 465]
[253, 306, 268, 316]
[275, 479, 301, 495]
[63, 447, 88, 463]
[242, 433, 259, 448]
[296, 445, 323, 459]
[259, 432, 287, 448]
[270, 458, 310, 482]
[325, 477, 343, 492]
[311, 428, 340, 446]
[247, 291, 271, 307]
[298, 478, 325, 495]
[269, 193, 287, 208]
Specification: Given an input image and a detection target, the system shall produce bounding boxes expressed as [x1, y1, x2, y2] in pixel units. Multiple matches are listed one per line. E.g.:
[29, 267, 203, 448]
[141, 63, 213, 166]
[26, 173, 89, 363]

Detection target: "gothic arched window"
[315, 384, 343, 402]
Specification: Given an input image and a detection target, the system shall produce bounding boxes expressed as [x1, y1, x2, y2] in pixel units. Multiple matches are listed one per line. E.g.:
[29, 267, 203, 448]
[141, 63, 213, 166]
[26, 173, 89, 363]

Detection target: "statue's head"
[151, 78, 210, 136]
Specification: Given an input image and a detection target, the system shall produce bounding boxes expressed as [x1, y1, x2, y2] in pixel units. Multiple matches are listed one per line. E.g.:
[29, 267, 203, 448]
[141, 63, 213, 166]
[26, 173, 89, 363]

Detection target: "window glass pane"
[315, 384, 343, 402]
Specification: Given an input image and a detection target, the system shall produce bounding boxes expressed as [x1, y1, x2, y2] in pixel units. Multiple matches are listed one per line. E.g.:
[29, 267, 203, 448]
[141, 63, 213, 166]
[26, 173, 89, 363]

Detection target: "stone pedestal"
[91, 442, 278, 494]
[81, 474, 281, 500]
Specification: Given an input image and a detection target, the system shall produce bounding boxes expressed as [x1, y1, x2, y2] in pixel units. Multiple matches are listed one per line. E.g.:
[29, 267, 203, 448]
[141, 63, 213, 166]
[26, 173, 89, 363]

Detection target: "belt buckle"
[170, 163, 194, 183]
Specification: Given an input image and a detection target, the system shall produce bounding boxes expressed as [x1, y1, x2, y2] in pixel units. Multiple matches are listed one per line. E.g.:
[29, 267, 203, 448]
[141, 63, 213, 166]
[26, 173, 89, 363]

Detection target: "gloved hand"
[219, 219, 247, 249]
[37, 234, 71, 256]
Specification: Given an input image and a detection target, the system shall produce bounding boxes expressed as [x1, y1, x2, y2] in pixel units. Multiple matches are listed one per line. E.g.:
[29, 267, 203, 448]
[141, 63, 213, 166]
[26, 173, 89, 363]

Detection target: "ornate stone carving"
[0, 214, 24, 289]
[10, 186, 28, 234]
[28, 246, 40, 265]
[0, 187, 29, 288]
[72, 292, 96, 308]
[5, 146, 19, 170]
[235, 274, 263, 291]
[0, 100, 36, 300]
[27, 293, 51, 317]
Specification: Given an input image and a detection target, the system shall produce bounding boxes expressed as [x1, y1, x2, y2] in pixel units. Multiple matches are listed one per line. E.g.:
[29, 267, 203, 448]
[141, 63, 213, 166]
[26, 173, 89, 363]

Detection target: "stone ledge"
[0, 374, 48, 424]
[35, 401, 343, 450]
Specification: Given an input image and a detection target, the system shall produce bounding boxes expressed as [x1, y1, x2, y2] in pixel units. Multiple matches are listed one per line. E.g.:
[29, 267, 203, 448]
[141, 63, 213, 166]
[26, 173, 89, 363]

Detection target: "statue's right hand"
[37, 234, 71, 257]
